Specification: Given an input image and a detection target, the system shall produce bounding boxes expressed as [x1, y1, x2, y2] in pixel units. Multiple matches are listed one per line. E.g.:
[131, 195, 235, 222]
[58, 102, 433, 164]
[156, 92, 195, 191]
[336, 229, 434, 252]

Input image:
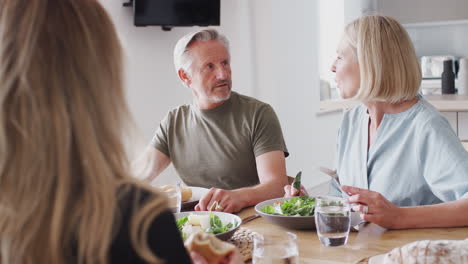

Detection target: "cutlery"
[241, 214, 260, 225]
[317, 168, 385, 237]
[319, 167, 340, 185]
[318, 166, 349, 198]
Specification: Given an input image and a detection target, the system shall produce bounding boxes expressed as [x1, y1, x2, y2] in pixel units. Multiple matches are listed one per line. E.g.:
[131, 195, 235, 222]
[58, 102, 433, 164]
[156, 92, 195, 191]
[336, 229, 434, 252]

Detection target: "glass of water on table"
[166, 182, 182, 213]
[253, 232, 298, 264]
[315, 196, 351, 247]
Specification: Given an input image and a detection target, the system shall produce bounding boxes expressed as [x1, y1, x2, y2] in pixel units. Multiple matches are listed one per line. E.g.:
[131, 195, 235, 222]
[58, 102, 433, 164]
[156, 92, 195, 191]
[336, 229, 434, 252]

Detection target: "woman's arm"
[398, 199, 468, 229]
[342, 186, 468, 229]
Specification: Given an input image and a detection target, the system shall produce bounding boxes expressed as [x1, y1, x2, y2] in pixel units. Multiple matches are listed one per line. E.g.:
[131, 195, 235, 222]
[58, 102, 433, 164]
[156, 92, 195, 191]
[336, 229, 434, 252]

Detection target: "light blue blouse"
[330, 96, 468, 206]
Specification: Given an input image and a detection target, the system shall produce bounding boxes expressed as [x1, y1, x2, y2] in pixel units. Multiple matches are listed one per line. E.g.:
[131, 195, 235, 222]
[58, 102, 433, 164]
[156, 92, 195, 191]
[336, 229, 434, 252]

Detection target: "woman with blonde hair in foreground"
[286, 15, 468, 229]
[0, 0, 241, 263]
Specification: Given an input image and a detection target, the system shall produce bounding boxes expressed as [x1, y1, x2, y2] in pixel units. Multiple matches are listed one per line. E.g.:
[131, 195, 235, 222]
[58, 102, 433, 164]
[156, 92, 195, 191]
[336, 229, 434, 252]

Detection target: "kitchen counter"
[424, 94, 468, 112]
[319, 94, 468, 112]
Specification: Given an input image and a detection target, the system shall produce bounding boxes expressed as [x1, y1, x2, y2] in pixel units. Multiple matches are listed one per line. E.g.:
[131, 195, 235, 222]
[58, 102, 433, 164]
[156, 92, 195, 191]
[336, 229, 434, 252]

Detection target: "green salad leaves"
[176, 216, 189, 230]
[208, 213, 234, 234]
[176, 213, 236, 241]
[261, 196, 315, 216]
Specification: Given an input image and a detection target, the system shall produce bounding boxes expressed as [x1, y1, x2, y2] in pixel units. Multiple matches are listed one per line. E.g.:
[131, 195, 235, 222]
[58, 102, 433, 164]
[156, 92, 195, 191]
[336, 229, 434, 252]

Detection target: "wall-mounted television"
[126, 0, 220, 30]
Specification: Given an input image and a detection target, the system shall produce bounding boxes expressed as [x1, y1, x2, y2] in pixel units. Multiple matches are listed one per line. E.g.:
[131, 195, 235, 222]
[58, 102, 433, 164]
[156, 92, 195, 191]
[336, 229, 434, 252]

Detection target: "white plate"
[368, 253, 385, 264]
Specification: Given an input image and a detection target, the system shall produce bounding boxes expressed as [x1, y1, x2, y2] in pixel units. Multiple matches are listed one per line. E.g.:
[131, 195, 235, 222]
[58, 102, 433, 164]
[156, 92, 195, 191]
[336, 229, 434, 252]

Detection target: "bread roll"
[185, 232, 236, 264]
[181, 187, 192, 202]
[157, 184, 192, 202]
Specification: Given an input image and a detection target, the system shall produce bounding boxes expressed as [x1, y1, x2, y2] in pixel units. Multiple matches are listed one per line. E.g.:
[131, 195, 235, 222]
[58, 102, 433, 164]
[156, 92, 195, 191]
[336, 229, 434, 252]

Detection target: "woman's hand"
[283, 185, 308, 198]
[190, 249, 244, 264]
[341, 186, 403, 229]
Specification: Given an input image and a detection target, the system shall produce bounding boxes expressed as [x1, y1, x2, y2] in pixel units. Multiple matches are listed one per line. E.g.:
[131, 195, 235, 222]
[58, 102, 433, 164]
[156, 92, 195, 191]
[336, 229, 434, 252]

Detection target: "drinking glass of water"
[315, 196, 351, 247]
[166, 182, 182, 213]
[253, 232, 298, 264]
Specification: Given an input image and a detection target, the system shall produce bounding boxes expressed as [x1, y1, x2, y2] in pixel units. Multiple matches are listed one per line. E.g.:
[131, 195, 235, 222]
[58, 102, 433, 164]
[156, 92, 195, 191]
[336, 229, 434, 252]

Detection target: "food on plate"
[185, 232, 236, 264]
[260, 196, 315, 216]
[157, 184, 192, 202]
[176, 213, 237, 241]
[383, 239, 468, 264]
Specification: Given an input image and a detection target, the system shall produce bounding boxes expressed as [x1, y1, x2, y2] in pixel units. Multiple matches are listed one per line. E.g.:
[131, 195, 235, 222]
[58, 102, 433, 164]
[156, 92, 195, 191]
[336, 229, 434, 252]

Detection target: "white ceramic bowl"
[255, 197, 316, 230]
[256, 197, 362, 230]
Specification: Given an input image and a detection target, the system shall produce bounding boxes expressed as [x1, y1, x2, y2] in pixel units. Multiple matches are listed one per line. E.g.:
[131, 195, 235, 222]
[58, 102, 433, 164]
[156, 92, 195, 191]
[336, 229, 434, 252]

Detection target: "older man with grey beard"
[147, 29, 289, 213]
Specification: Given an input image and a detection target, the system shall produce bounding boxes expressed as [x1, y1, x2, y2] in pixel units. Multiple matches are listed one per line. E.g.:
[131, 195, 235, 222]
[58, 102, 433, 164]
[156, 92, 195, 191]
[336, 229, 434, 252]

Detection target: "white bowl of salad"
[175, 211, 241, 241]
[255, 196, 317, 230]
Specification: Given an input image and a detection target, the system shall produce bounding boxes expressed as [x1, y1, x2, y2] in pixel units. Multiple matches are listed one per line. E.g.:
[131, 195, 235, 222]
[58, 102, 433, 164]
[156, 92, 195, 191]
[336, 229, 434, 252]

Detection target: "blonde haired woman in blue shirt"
[286, 15, 468, 229]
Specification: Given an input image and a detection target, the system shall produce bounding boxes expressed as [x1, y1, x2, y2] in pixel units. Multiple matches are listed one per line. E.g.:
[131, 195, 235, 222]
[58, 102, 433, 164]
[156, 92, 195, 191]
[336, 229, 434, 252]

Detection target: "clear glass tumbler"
[165, 182, 181, 213]
[315, 196, 351, 247]
[253, 232, 298, 264]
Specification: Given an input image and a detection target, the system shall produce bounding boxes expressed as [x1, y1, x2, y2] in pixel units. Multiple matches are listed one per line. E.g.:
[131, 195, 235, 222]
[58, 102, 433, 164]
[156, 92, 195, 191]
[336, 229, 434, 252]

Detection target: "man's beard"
[207, 80, 232, 103]
[208, 89, 231, 104]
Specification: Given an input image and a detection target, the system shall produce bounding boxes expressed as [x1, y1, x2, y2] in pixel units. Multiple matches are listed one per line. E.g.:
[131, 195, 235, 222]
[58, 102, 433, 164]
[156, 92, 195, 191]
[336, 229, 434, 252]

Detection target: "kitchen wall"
[406, 22, 468, 59]
[351, 0, 468, 58]
[249, 0, 340, 188]
[100, 0, 340, 190]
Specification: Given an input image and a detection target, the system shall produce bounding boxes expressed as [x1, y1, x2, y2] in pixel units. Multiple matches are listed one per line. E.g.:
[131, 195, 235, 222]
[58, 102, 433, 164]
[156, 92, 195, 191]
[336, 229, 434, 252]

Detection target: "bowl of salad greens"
[174, 211, 241, 241]
[255, 196, 316, 230]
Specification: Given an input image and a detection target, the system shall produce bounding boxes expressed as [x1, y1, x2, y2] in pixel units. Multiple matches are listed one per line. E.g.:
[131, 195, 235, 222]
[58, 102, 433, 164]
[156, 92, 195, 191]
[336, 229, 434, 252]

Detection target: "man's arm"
[196, 150, 287, 212]
[236, 150, 288, 205]
[145, 148, 171, 183]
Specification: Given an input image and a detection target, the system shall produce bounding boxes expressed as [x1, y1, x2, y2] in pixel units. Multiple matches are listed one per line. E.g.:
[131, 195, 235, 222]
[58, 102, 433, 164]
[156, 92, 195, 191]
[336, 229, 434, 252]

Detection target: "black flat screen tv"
[133, 0, 220, 28]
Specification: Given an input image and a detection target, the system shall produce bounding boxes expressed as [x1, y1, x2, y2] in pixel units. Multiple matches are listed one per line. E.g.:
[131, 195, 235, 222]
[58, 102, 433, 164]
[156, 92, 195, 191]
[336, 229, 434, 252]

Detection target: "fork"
[319, 167, 370, 229]
[318, 166, 349, 198]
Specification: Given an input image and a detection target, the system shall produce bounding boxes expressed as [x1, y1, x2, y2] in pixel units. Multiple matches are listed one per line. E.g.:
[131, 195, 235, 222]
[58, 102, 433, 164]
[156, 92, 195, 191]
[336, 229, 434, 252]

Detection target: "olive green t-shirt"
[151, 92, 288, 190]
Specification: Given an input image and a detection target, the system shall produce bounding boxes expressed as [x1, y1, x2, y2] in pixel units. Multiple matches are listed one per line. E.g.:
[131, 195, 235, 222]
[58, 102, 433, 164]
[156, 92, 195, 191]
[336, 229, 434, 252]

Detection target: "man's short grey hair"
[173, 29, 230, 75]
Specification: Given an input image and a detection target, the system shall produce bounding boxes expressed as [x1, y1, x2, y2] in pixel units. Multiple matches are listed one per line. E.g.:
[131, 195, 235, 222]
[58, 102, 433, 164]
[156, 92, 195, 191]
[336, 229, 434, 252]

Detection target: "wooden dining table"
[236, 207, 468, 264]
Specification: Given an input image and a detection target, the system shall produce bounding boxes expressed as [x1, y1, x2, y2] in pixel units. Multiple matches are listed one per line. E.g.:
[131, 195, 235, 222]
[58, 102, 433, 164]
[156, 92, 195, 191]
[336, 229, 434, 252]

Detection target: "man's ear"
[178, 69, 191, 87]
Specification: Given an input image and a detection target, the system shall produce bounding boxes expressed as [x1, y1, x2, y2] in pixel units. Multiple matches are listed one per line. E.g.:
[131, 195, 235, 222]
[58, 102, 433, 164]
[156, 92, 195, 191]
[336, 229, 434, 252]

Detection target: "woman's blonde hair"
[344, 15, 422, 103]
[0, 0, 166, 263]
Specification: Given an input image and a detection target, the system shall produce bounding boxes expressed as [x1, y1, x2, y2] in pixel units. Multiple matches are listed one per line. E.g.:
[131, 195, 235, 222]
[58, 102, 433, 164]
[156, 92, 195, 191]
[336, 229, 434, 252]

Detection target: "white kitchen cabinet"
[441, 112, 458, 134]
[379, 0, 468, 24]
[440, 111, 468, 141]
[458, 112, 468, 141]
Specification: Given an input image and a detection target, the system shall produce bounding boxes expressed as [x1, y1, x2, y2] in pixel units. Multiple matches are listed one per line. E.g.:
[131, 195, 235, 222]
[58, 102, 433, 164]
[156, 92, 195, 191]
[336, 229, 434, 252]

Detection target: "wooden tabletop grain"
[237, 207, 468, 264]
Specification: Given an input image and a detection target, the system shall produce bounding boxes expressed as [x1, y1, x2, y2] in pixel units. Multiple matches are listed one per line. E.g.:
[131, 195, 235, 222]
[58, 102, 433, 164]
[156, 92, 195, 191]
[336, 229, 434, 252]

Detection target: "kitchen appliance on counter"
[420, 56, 459, 95]
[420, 55, 458, 79]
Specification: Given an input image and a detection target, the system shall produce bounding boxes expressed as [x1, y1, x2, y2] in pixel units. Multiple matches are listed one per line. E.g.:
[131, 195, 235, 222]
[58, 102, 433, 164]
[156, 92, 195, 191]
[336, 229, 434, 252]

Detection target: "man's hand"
[283, 185, 308, 198]
[342, 185, 402, 229]
[195, 188, 246, 213]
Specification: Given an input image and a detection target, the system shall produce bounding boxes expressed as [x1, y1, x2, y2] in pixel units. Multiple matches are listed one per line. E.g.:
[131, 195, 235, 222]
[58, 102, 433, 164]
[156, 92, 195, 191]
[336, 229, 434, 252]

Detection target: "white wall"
[100, 0, 341, 189]
[248, 0, 339, 188]
[406, 22, 468, 58]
